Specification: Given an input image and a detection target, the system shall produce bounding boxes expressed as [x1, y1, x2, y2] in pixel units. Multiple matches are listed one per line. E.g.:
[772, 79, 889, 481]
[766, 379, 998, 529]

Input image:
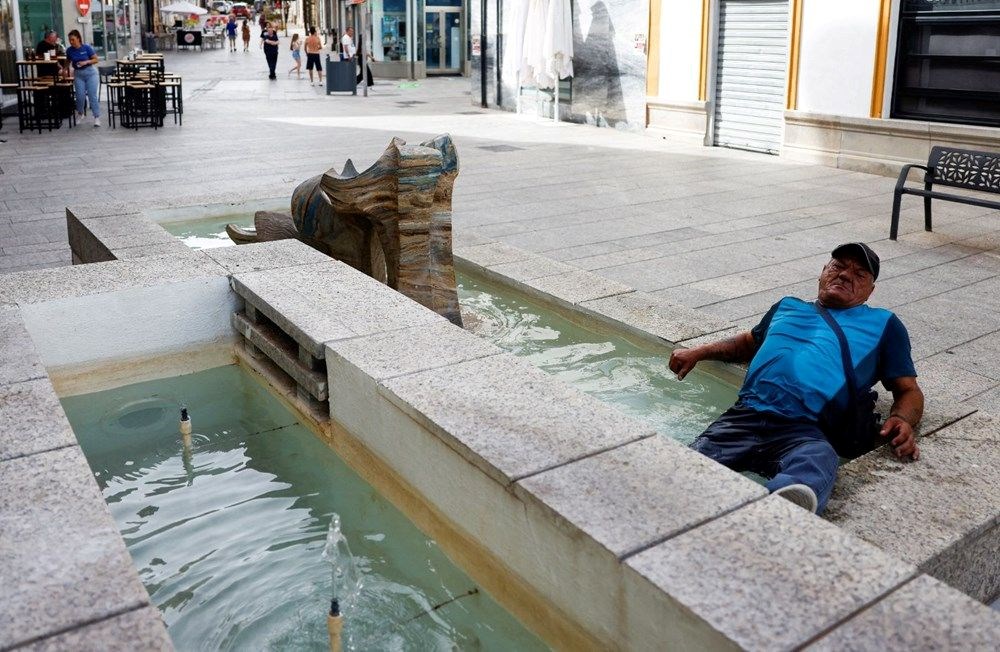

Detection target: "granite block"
[826, 417, 1000, 599]
[0, 305, 47, 386]
[204, 239, 331, 274]
[0, 252, 226, 305]
[453, 241, 535, 267]
[231, 261, 446, 358]
[0, 378, 77, 462]
[488, 257, 579, 282]
[112, 241, 193, 260]
[20, 606, 172, 652]
[381, 355, 654, 485]
[66, 203, 146, 221]
[579, 291, 732, 345]
[808, 575, 1000, 651]
[78, 214, 164, 239]
[911, 353, 1000, 405]
[515, 435, 766, 559]
[0, 447, 150, 649]
[325, 320, 503, 381]
[529, 270, 634, 305]
[627, 496, 917, 651]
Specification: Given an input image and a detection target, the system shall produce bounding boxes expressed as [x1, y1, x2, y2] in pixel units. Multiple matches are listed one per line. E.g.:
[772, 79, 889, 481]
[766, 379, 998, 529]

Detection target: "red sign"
[77, 0, 90, 16]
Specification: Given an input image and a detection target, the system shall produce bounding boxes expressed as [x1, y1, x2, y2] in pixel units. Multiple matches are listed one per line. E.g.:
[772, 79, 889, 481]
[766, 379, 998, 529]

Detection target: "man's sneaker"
[93, 117, 101, 128]
[773, 484, 818, 513]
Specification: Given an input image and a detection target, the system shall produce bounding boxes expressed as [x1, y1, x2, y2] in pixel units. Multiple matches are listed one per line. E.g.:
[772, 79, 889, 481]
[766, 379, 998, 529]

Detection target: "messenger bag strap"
[814, 301, 859, 410]
[813, 301, 858, 394]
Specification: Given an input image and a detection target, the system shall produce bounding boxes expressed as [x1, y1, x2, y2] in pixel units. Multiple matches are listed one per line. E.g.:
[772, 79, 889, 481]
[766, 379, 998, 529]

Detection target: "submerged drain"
[100, 397, 177, 436]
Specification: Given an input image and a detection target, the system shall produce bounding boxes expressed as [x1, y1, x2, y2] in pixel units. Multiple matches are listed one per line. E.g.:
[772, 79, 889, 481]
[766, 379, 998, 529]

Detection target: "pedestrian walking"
[304, 26, 323, 86]
[226, 15, 238, 52]
[241, 19, 251, 52]
[288, 33, 302, 78]
[262, 25, 279, 80]
[65, 29, 101, 127]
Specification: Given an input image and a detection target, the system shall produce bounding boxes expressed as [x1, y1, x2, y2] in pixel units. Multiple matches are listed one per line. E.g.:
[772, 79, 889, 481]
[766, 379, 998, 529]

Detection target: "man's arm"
[668, 331, 757, 380]
[880, 376, 924, 460]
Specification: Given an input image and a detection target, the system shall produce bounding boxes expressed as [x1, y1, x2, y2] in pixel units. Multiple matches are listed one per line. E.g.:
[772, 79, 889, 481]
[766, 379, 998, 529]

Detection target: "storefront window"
[373, 0, 407, 61]
[892, 2, 1000, 126]
[903, 0, 1000, 11]
[19, 0, 62, 53]
[0, 0, 14, 85]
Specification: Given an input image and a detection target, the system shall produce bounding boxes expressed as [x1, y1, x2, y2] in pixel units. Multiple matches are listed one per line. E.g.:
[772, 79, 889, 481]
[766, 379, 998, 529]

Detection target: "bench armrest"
[895, 163, 933, 193]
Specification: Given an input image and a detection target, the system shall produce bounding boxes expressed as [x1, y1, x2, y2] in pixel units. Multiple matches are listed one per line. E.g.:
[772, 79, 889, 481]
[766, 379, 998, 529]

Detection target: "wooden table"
[16, 58, 68, 83]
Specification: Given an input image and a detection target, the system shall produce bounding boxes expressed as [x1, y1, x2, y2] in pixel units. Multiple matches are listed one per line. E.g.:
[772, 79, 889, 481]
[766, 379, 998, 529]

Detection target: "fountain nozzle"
[179, 407, 192, 448]
[327, 599, 343, 652]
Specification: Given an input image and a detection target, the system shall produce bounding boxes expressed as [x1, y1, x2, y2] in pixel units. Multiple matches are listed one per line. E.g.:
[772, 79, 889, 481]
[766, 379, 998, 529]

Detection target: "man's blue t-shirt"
[226, 21, 238, 37]
[740, 297, 916, 423]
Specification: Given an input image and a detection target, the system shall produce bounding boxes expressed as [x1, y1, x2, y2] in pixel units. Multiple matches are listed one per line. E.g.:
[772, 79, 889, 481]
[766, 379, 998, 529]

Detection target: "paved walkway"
[3, 37, 1000, 415]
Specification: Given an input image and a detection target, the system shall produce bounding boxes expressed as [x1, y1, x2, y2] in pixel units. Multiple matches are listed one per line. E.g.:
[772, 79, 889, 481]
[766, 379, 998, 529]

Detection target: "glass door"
[424, 8, 461, 74]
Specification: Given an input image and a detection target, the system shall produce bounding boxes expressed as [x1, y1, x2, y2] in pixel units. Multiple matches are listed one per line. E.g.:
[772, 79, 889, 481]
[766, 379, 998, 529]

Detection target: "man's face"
[817, 255, 875, 308]
[347, 28, 354, 37]
[45, 33, 57, 45]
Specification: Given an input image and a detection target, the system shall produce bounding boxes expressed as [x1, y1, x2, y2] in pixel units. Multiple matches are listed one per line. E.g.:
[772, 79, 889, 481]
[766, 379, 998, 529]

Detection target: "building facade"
[472, 0, 651, 131]
[647, 0, 1000, 173]
[319, 0, 469, 79]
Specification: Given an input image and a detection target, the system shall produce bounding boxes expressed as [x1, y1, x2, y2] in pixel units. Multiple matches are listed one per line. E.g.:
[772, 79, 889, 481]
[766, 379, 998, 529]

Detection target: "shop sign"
[77, 0, 91, 16]
[471, 35, 481, 57]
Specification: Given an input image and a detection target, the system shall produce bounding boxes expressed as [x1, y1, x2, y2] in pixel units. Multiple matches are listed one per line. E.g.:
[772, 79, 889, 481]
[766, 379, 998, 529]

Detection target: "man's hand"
[880, 415, 919, 460]
[881, 376, 924, 461]
[668, 348, 701, 380]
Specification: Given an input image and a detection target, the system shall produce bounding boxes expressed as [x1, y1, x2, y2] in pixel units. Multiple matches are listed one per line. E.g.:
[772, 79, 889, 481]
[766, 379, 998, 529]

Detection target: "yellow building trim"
[647, 0, 662, 96]
[786, 0, 803, 110]
[698, 0, 711, 101]
[870, 0, 893, 117]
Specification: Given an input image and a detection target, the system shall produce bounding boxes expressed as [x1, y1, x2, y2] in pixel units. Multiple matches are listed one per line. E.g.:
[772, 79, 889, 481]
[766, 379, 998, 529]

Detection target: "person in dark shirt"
[34, 30, 64, 79]
[669, 243, 924, 515]
[262, 26, 279, 80]
[35, 30, 59, 56]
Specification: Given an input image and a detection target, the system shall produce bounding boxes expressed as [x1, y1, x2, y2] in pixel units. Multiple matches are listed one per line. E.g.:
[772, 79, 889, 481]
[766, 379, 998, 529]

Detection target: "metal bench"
[890, 145, 1000, 240]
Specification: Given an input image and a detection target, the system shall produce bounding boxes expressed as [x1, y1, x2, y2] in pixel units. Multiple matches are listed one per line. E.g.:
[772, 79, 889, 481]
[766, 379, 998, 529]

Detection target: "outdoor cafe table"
[16, 58, 67, 83]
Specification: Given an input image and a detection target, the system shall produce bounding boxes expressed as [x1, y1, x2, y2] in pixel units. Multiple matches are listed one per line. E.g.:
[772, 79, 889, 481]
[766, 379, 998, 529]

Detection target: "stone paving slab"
[381, 354, 655, 485]
[0, 305, 47, 386]
[19, 606, 173, 652]
[231, 261, 446, 358]
[807, 574, 1000, 650]
[825, 413, 1000, 602]
[514, 435, 766, 559]
[326, 320, 503, 381]
[0, 446, 150, 650]
[0, 379, 77, 462]
[202, 239, 330, 274]
[0, 252, 226, 305]
[578, 291, 732, 344]
[626, 496, 917, 651]
[529, 270, 635, 305]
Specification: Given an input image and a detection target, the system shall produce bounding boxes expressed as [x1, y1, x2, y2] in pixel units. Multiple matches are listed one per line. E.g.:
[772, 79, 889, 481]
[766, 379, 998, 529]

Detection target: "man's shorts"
[306, 53, 322, 71]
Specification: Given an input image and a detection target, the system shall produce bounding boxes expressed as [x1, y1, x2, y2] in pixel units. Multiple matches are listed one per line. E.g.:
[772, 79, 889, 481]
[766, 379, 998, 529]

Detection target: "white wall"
[796, 0, 880, 117]
[21, 278, 238, 382]
[656, 0, 703, 101]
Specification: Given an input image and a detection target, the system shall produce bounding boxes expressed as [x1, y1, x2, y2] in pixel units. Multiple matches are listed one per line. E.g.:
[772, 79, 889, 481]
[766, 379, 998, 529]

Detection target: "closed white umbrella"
[543, 0, 573, 81]
[501, 0, 529, 90]
[159, 1, 207, 15]
[521, 0, 552, 89]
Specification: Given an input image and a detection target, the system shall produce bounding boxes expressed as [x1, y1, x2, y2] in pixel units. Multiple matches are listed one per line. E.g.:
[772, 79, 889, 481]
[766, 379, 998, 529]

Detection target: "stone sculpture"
[227, 134, 462, 326]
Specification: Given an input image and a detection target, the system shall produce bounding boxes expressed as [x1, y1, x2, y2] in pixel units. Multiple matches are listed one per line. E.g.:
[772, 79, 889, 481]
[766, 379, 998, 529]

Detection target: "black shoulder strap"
[814, 301, 859, 404]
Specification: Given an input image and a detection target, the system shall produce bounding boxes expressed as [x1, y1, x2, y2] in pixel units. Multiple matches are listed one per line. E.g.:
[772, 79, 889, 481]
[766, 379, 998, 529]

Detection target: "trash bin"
[142, 33, 159, 53]
[326, 55, 357, 95]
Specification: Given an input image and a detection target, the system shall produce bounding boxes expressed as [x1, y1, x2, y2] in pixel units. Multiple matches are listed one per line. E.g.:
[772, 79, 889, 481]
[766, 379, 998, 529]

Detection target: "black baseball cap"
[831, 242, 880, 280]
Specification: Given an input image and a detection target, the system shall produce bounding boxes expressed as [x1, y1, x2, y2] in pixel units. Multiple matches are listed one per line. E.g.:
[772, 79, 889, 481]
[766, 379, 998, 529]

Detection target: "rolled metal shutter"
[713, 0, 789, 154]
